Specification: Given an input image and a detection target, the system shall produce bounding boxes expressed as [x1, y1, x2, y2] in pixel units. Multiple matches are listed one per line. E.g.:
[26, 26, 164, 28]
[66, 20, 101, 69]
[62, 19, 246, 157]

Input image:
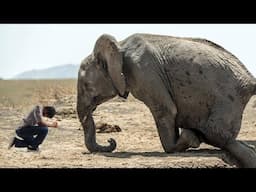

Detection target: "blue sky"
[0, 24, 256, 79]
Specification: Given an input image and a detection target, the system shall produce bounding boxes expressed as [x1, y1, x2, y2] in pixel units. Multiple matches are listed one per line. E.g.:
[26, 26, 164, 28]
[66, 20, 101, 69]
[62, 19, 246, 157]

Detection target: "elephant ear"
[93, 34, 126, 96]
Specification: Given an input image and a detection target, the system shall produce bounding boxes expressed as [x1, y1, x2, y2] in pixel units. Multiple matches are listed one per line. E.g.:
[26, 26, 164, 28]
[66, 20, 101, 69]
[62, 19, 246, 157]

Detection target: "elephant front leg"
[132, 71, 184, 153]
[152, 106, 201, 153]
[151, 104, 178, 153]
[154, 118, 201, 152]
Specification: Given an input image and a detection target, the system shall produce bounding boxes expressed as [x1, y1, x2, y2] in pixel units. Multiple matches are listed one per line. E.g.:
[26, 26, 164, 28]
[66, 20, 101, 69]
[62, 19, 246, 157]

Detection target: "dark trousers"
[15, 126, 48, 148]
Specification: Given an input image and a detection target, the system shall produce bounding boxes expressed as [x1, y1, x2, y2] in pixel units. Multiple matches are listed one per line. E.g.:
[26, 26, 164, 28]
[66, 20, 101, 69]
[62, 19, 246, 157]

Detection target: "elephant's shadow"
[83, 140, 256, 166]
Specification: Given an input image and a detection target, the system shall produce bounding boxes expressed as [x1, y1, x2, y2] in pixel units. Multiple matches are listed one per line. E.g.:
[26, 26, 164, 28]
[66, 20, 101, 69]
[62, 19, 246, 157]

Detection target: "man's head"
[43, 106, 56, 118]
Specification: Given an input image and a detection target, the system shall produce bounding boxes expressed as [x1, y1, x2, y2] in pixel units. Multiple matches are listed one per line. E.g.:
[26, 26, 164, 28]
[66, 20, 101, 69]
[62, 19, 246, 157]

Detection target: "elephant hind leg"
[174, 129, 201, 152]
[199, 101, 256, 167]
[224, 140, 256, 168]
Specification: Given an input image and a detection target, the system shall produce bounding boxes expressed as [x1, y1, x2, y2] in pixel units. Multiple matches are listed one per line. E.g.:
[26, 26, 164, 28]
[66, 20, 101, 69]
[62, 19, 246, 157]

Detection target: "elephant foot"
[174, 129, 201, 152]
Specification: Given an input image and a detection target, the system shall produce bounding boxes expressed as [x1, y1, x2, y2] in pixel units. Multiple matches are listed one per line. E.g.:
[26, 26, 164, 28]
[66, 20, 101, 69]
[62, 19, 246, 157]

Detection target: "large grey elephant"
[77, 33, 256, 168]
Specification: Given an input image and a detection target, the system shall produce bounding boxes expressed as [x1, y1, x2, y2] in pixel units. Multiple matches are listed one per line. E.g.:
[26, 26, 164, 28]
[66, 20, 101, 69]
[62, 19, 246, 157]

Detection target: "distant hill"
[13, 64, 80, 79]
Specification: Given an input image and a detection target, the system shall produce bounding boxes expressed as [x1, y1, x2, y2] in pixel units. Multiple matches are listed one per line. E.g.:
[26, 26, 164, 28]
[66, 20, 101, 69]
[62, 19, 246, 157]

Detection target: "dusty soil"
[1, 80, 256, 168]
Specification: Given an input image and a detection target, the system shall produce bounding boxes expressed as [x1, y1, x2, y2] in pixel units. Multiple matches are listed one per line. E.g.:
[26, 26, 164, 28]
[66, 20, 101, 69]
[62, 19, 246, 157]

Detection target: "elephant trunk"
[77, 94, 116, 153]
[82, 113, 116, 153]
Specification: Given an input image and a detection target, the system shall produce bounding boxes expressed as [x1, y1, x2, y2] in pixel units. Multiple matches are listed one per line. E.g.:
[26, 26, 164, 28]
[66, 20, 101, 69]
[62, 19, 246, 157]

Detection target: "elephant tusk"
[82, 105, 97, 124]
[82, 115, 87, 124]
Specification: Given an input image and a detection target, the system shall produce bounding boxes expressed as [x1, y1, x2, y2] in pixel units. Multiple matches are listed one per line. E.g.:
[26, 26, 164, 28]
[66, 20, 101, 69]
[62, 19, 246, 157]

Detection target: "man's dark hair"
[43, 106, 56, 118]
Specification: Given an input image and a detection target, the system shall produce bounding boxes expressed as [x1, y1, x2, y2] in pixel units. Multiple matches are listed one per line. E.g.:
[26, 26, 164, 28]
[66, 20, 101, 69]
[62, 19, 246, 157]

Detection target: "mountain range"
[13, 64, 80, 79]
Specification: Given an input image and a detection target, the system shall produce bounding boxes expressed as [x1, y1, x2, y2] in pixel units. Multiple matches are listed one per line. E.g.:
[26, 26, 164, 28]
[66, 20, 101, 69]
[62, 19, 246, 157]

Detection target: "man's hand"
[52, 121, 58, 128]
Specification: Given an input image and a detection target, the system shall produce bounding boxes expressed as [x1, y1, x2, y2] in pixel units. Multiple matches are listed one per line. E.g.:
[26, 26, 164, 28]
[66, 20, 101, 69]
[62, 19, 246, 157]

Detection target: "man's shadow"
[83, 140, 256, 167]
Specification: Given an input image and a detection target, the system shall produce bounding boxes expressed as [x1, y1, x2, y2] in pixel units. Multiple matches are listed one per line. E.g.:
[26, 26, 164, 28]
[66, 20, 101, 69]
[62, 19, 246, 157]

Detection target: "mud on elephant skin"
[77, 33, 256, 168]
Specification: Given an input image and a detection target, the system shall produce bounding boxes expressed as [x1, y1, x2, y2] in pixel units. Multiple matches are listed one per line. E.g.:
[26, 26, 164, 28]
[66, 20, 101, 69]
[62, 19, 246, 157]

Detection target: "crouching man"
[8, 105, 58, 151]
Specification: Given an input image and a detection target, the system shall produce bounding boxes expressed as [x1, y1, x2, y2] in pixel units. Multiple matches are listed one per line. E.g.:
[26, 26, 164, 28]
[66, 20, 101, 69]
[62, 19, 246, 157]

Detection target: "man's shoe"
[8, 137, 16, 149]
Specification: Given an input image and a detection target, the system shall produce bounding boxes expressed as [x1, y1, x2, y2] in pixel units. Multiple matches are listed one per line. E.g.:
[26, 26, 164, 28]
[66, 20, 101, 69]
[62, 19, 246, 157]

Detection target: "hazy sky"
[0, 24, 256, 79]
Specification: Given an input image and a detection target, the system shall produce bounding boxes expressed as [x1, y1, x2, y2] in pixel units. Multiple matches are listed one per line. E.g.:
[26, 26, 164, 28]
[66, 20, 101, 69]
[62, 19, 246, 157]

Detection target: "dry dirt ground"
[1, 80, 256, 168]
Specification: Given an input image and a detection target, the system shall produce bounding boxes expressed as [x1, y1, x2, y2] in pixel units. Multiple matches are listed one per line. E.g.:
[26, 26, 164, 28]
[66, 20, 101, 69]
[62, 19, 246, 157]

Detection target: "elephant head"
[77, 34, 126, 152]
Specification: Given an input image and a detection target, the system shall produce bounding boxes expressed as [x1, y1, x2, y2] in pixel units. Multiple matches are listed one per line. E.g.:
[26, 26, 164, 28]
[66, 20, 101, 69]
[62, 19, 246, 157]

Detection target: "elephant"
[77, 33, 256, 168]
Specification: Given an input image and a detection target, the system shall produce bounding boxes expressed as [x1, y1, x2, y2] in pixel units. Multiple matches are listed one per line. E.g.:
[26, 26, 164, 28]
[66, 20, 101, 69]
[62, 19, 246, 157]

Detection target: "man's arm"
[34, 106, 58, 128]
[38, 118, 58, 128]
